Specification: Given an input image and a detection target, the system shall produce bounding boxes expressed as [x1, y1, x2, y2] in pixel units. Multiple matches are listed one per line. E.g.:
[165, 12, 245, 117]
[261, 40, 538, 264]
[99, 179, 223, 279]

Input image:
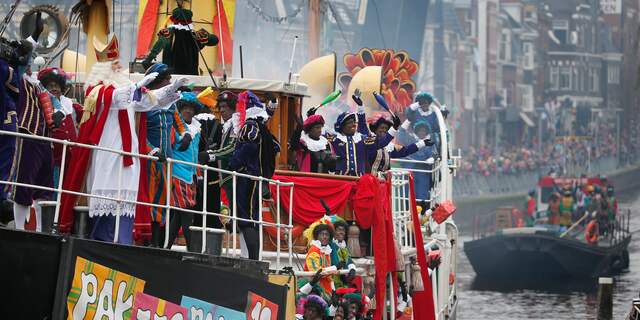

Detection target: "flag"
[136, 0, 161, 59]
[213, 0, 234, 67]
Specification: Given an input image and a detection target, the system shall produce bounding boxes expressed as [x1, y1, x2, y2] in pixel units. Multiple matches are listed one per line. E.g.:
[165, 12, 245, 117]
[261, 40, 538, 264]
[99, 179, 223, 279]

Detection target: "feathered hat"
[303, 114, 325, 132]
[178, 92, 206, 112]
[237, 90, 269, 128]
[367, 112, 393, 132]
[37, 67, 69, 89]
[303, 199, 345, 244]
[334, 111, 357, 133]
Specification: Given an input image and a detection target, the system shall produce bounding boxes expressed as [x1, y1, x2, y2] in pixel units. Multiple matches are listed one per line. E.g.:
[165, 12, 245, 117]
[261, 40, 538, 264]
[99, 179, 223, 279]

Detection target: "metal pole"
[288, 183, 294, 266]
[232, 174, 237, 257]
[53, 142, 68, 229]
[276, 183, 281, 270]
[114, 157, 123, 243]
[201, 168, 208, 253]
[163, 159, 172, 249]
[258, 179, 263, 261]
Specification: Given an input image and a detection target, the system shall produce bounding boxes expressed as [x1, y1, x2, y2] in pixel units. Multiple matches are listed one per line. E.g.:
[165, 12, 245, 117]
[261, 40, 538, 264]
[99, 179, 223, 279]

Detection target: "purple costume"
[10, 77, 54, 206]
[0, 60, 19, 200]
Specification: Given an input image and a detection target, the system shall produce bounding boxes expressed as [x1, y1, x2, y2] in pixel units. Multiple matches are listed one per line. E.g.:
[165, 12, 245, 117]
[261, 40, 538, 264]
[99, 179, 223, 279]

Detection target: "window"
[550, 66, 559, 89]
[573, 68, 579, 90]
[591, 67, 600, 92]
[499, 32, 507, 61]
[523, 42, 534, 69]
[552, 20, 569, 44]
[559, 67, 571, 90]
[518, 84, 534, 112]
[608, 65, 620, 84]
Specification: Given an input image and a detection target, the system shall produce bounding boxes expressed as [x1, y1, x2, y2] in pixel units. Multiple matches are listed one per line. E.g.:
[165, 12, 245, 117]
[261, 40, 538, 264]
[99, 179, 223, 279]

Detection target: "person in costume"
[325, 90, 395, 177]
[228, 91, 280, 259]
[558, 188, 574, 227]
[289, 112, 335, 173]
[302, 294, 328, 320]
[405, 91, 448, 151]
[194, 91, 235, 236]
[397, 119, 436, 202]
[57, 34, 187, 243]
[4, 16, 52, 230]
[37, 67, 83, 187]
[143, 63, 191, 247]
[367, 112, 432, 176]
[302, 218, 337, 302]
[165, 92, 204, 248]
[330, 219, 356, 288]
[142, 6, 218, 75]
[605, 185, 618, 233]
[0, 38, 35, 202]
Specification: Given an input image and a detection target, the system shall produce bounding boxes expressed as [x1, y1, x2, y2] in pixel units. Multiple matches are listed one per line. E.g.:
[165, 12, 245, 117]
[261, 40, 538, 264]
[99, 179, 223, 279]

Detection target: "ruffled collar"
[169, 23, 195, 31]
[301, 132, 328, 152]
[333, 239, 347, 249]
[409, 102, 432, 116]
[186, 118, 201, 135]
[222, 112, 240, 136]
[194, 113, 215, 121]
[335, 132, 362, 144]
[311, 240, 332, 255]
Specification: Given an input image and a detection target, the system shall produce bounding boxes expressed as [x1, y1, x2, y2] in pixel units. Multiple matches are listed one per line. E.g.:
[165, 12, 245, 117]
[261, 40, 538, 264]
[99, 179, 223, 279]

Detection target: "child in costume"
[302, 217, 338, 302]
[330, 219, 356, 289]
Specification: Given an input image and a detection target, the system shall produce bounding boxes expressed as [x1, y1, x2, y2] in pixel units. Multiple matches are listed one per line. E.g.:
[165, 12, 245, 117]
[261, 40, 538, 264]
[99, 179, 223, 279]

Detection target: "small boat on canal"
[464, 177, 632, 280]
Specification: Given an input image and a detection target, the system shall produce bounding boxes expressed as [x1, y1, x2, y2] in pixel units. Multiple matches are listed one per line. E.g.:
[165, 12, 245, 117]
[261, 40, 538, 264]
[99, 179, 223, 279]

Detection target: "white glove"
[156, 91, 181, 107]
[136, 72, 158, 89]
[112, 85, 134, 108]
[401, 119, 411, 130]
[169, 77, 190, 92]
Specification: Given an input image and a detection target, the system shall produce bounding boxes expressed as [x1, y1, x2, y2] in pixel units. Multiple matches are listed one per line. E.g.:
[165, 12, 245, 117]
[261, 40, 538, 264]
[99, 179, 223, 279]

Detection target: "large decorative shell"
[338, 48, 419, 113]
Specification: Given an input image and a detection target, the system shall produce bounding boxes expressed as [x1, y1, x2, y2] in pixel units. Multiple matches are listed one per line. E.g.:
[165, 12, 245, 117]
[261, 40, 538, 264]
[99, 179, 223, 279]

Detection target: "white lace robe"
[87, 84, 179, 218]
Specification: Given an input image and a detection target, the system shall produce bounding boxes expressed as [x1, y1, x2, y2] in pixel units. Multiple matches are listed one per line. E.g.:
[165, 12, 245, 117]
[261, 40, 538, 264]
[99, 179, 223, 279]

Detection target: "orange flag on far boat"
[213, 0, 234, 67]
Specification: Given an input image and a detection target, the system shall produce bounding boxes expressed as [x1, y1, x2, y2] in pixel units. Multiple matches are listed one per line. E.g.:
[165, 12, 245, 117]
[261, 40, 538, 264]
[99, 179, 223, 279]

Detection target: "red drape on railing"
[408, 175, 436, 320]
[268, 174, 356, 226]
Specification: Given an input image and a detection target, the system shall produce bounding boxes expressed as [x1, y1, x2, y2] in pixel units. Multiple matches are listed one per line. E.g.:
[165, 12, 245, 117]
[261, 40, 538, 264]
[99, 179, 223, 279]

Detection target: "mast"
[308, 0, 321, 59]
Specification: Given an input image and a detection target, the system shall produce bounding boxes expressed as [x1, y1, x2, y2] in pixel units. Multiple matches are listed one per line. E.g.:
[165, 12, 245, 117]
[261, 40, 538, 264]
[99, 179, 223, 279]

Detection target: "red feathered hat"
[303, 114, 325, 132]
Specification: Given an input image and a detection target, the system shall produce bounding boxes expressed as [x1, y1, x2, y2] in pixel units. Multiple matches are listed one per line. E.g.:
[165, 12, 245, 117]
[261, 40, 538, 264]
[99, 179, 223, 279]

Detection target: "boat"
[465, 176, 632, 280]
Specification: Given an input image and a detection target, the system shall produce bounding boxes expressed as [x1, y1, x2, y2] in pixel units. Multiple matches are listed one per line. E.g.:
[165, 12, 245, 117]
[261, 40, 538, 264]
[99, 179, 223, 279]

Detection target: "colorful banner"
[245, 292, 278, 320]
[66, 257, 145, 320]
[181, 296, 244, 320]
[213, 305, 245, 320]
[132, 292, 188, 320]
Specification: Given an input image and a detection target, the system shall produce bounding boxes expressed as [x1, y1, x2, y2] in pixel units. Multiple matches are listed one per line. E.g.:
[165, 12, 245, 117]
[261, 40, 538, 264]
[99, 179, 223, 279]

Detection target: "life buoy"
[585, 220, 599, 244]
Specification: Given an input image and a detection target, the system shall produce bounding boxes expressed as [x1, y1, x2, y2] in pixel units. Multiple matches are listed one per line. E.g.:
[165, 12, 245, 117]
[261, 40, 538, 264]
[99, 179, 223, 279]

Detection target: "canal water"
[456, 189, 640, 319]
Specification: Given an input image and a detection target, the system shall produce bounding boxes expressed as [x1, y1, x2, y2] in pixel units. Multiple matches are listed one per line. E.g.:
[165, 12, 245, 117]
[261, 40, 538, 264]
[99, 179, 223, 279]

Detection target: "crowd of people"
[458, 121, 639, 178]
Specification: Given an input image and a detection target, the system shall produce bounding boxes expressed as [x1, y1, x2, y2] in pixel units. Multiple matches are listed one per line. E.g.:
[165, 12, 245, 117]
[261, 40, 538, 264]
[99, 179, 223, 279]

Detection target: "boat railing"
[610, 207, 631, 246]
[389, 163, 458, 320]
[0, 129, 296, 269]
